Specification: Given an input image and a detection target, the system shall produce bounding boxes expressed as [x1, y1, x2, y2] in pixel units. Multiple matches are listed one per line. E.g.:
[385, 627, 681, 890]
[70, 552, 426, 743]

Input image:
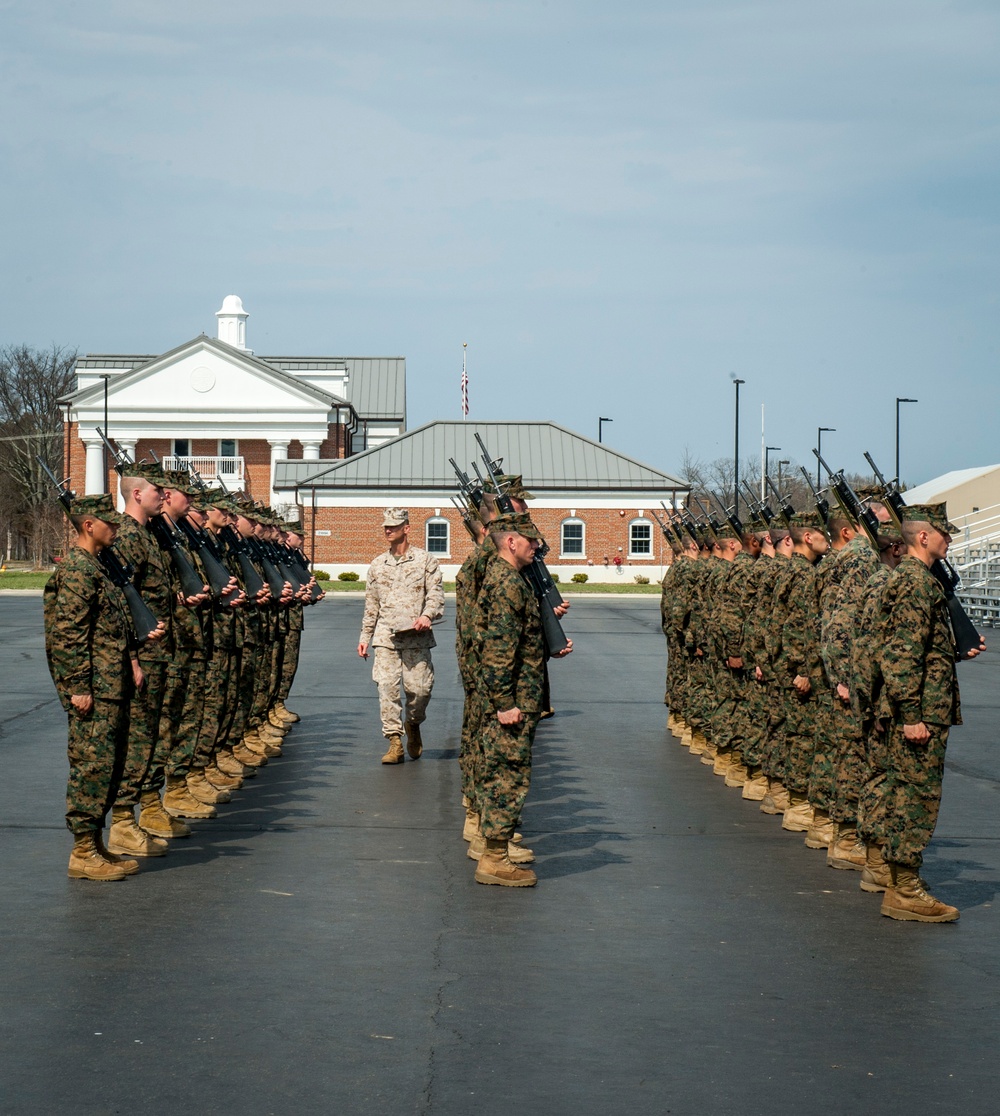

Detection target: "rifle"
[692, 496, 722, 544]
[813, 450, 882, 549]
[799, 467, 831, 528]
[651, 507, 685, 550]
[472, 433, 569, 655]
[96, 428, 207, 600]
[669, 503, 702, 547]
[765, 476, 795, 529]
[449, 458, 486, 543]
[865, 452, 982, 660]
[711, 491, 743, 537]
[206, 475, 268, 598]
[740, 481, 774, 527]
[38, 458, 161, 643]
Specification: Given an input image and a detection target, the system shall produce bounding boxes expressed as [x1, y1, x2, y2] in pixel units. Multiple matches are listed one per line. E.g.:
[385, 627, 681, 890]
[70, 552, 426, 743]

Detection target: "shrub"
[634, 574, 650, 585]
[550, 573, 560, 584]
[337, 571, 360, 582]
[570, 573, 588, 584]
[313, 570, 331, 581]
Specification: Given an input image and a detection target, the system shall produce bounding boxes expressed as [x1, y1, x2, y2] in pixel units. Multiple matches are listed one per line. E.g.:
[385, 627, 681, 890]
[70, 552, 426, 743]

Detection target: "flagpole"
[461, 342, 468, 420]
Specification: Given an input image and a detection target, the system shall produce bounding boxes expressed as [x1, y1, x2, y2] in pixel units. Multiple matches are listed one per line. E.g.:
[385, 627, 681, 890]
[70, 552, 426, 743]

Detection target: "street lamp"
[817, 427, 836, 486]
[598, 417, 613, 444]
[777, 459, 789, 494]
[733, 378, 745, 514]
[764, 446, 781, 493]
[895, 398, 918, 483]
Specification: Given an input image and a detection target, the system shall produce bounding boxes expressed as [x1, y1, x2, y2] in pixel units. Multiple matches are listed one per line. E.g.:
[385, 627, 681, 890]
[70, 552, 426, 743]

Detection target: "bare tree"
[0, 344, 77, 566]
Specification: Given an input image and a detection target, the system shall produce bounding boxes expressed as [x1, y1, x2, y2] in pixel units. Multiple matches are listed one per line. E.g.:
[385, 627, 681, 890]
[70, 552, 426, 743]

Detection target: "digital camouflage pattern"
[112, 514, 174, 662]
[372, 646, 434, 734]
[455, 535, 497, 804]
[360, 546, 445, 650]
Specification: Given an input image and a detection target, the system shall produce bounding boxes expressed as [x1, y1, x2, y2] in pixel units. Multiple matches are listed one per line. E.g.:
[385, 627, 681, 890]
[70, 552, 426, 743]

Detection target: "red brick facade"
[300, 504, 672, 569]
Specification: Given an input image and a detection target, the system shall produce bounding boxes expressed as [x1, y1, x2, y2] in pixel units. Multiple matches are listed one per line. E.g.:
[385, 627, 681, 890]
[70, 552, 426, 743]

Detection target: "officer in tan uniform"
[357, 509, 445, 763]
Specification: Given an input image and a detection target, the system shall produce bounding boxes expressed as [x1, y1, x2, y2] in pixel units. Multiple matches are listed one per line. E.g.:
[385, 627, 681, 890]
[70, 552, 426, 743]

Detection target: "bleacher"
[948, 503, 1000, 627]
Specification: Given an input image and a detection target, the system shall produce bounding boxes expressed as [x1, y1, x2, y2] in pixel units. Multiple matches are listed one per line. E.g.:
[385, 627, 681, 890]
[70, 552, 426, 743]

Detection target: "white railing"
[162, 456, 244, 486]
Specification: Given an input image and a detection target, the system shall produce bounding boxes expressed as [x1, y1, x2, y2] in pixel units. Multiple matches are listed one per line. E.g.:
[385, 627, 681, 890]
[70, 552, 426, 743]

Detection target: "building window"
[219, 438, 238, 457]
[426, 518, 450, 556]
[629, 518, 652, 558]
[173, 438, 190, 459]
[560, 518, 585, 558]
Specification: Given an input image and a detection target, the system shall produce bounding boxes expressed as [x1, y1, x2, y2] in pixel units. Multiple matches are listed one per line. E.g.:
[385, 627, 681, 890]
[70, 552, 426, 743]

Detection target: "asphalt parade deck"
[2, 594, 1000, 1116]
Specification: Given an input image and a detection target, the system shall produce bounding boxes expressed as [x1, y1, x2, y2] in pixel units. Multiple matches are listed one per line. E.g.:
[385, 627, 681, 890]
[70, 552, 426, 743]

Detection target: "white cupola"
[216, 295, 250, 351]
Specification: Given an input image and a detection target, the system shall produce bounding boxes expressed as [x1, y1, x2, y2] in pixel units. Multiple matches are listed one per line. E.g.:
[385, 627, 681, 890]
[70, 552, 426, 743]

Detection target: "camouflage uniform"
[455, 535, 496, 806]
[861, 556, 960, 869]
[851, 564, 892, 842]
[708, 549, 755, 753]
[360, 545, 445, 736]
[475, 557, 544, 841]
[44, 546, 134, 836]
[740, 553, 783, 770]
[661, 552, 695, 719]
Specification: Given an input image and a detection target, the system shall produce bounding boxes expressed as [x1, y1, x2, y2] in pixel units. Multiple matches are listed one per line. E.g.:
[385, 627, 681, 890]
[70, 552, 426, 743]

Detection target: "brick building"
[61, 295, 404, 506]
[274, 420, 689, 583]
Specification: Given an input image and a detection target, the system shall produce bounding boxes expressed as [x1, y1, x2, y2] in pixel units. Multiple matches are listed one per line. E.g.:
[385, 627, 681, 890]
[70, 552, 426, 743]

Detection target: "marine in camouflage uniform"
[359, 508, 445, 763]
[44, 494, 138, 881]
[862, 503, 976, 922]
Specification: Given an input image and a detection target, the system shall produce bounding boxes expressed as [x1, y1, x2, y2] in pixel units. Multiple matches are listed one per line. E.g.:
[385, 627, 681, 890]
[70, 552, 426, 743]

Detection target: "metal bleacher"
[949, 503, 1000, 627]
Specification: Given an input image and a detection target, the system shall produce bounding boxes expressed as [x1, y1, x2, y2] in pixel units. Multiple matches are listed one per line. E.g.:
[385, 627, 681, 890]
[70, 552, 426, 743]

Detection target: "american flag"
[461, 343, 469, 418]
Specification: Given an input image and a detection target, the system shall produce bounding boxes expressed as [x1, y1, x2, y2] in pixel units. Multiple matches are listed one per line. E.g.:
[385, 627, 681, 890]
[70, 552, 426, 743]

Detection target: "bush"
[313, 570, 331, 581]
[550, 573, 560, 584]
[634, 574, 650, 585]
[570, 573, 588, 584]
[337, 571, 360, 582]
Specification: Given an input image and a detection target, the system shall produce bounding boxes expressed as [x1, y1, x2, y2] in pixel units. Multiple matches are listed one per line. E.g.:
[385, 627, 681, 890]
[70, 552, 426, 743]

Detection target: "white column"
[113, 439, 137, 509]
[84, 440, 106, 495]
[301, 440, 322, 461]
[268, 439, 289, 506]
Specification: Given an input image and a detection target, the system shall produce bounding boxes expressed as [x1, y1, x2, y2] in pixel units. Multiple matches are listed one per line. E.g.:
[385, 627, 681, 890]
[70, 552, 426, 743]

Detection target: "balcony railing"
[162, 456, 245, 487]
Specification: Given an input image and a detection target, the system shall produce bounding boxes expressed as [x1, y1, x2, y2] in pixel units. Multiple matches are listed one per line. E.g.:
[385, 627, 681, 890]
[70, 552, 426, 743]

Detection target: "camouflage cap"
[285, 519, 304, 534]
[788, 510, 826, 530]
[162, 469, 201, 496]
[900, 502, 957, 535]
[855, 484, 883, 501]
[133, 462, 167, 486]
[503, 474, 534, 501]
[382, 507, 409, 527]
[70, 493, 123, 524]
[715, 524, 739, 541]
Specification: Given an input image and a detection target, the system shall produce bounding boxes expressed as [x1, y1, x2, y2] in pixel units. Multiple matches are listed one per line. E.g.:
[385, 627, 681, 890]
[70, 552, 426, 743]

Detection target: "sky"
[2, 0, 998, 487]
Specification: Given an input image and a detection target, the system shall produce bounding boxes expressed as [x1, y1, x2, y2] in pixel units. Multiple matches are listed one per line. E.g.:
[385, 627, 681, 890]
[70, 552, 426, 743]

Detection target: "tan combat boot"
[216, 748, 253, 778]
[463, 807, 481, 843]
[139, 791, 192, 838]
[163, 775, 216, 820]
[260, 719, 287, 739]
[404, 721, 423, 759]
[507, 841, 535, 864]
[467, 834, 486, 860]
[881, 865, 960, 923]
[275, 700, 300, 723]
[94, 829, 140, 874]
[108, 807, 168, 857]
[204, 761, 243, 790]
[860, 844, 893, 894]
[233, 740, 267, 767]
[68, 834, 128, 881]
[187, 769, 231, 805]
[381, 734, 405, 764]
[724, 751, 748, 787]
[827, 823, 867, 870]
[782, 794, 814, 832]
[681, 725, 694, 749]
[760, 779, 791, 815]
[268, 708, 292, 731]
[688, 729, 706, 755]
[804, 809, 836, 849]
[712, 748, 733, 776]
[699, 736, 718, 766]
[244, 729, 281, 758]
[741, 767, 768, 801]
[475, 838, 537, 887]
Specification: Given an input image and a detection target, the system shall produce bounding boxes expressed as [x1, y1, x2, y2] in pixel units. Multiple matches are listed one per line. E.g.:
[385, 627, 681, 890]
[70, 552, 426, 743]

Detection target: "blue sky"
[2, 0, 998, 486]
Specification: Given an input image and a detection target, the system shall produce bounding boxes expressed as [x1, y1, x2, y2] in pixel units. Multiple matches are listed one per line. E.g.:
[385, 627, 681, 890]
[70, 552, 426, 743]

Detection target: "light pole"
[733, 378, 745, 514]
[817, 427, 836, 487]
[765, 446, 781, 491]
[777, 459, 789, 494]
[598, 417, 613, 444]
[895, 398, 918, 483]
[99, 374, 112, 494]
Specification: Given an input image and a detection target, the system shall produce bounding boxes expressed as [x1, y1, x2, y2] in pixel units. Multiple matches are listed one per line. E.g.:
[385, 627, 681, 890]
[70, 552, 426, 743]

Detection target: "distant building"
[62, 296, 405, 506]
[274, 420, 690, 580]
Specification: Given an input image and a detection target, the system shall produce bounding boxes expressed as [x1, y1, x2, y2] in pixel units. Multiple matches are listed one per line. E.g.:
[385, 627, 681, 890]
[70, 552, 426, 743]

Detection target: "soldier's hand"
[727, 656, 743, 670]
[357, 642, 369, 659]
[221, 577, 240, 599]
[755, 666, 764, 682]
[256, 586, 272, 604]
[964, 638, 987, 659]
[836, 683, 850, 703]
[146, 621, 167, 643]
[413, 615, 432, 632]
[903, 721, 931, 744]
[552, 639, 573, 658]
[131, 660, 145, 690]
[497, 707, 523, 725]
[70, 694, 93, 717]
[554, 602, 570, 619]
[792, 674, 811, 695]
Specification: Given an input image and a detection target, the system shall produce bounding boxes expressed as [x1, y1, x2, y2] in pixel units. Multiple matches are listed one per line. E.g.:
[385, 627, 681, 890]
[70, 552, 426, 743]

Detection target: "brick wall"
[300, 504, 671, 568]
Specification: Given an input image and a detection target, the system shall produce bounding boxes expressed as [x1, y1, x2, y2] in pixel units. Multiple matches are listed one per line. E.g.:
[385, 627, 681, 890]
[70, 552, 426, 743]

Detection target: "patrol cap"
[855, 484, 882, 501]
[133, 462, 167, 486]
[162, 469, 200, 496]
[511, 512, 542, 541]
[286, 519, 304, 534]
[788, 510, 826, 530]
[715, 524, 739, 541]
[70, 494, 123, 525]
[502, 474, 534, 501]
[382, 507, 409, 527]
[900, 503, 957, 535]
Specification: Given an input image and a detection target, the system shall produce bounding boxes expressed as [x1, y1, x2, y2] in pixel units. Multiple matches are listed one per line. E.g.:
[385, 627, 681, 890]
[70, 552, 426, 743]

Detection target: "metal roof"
[236, 355, 406, 422]
[274, 420, 689, 492]
[72, 343, 404, 421]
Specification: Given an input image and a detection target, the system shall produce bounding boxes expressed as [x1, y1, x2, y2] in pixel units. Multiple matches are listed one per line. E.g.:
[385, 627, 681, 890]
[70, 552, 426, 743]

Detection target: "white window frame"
[218, 438, 239, 457]
[425, 517, 451, 558]
[628, 517, 653, 559]
[559, 517, 586, 559]
[172, 437, 191, 459]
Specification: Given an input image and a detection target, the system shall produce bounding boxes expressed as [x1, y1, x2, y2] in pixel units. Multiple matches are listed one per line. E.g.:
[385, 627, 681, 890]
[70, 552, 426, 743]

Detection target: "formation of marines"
[453, 476, 572, 888]
[44, 466, 323, 882]
[661, 489, 983, 923]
